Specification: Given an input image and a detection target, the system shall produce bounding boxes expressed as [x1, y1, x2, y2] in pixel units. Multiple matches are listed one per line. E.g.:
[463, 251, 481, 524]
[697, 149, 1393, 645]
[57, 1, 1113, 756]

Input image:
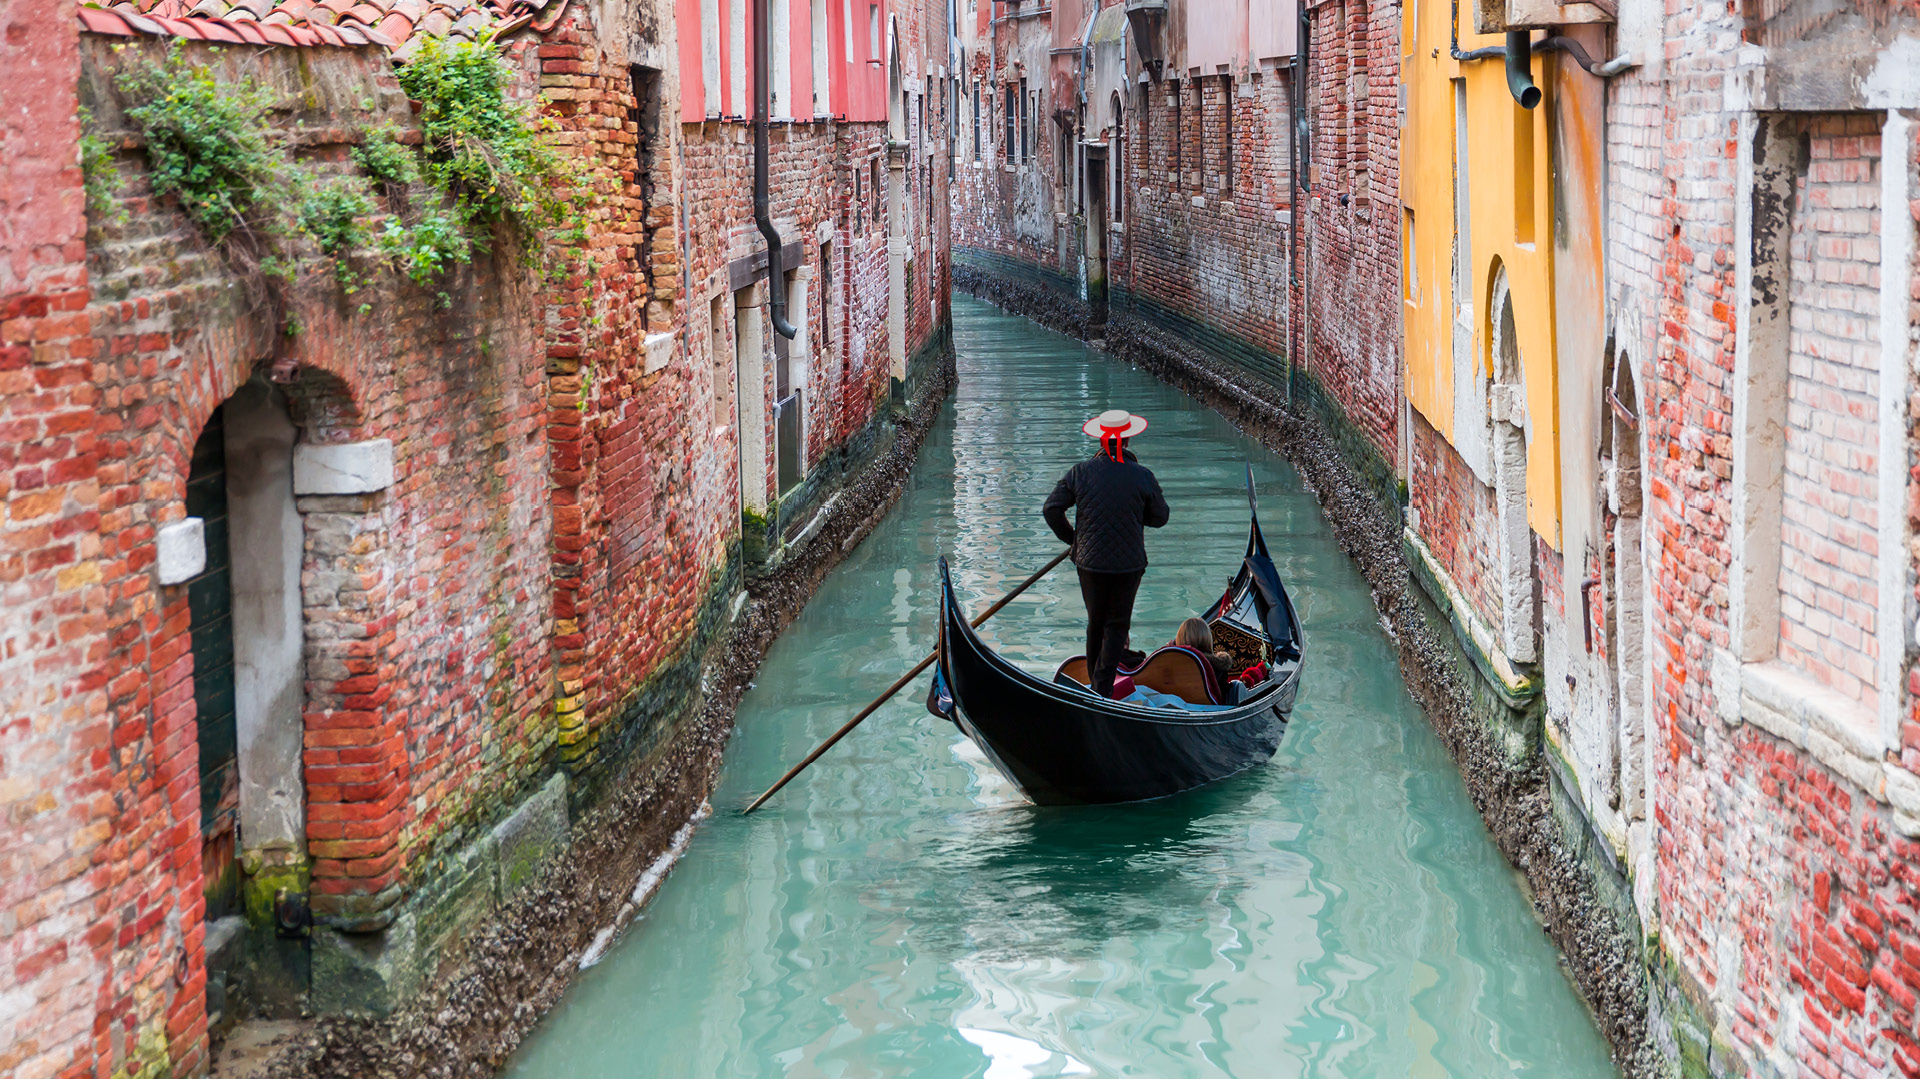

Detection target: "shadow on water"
[507, 296, 1616, 1079]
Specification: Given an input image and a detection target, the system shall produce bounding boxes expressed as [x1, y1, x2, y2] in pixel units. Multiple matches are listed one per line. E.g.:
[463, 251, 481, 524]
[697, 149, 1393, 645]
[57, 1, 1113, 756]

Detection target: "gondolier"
[1043, 409, 1170, 697]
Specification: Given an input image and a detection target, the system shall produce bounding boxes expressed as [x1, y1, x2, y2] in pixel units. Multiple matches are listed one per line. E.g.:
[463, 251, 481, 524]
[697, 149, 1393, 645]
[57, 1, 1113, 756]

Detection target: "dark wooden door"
[186, 406, 240, 921]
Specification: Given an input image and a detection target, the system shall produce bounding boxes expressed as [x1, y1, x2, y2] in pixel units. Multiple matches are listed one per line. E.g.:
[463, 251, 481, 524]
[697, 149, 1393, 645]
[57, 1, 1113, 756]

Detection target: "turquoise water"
[508, 296, 1614, 1078]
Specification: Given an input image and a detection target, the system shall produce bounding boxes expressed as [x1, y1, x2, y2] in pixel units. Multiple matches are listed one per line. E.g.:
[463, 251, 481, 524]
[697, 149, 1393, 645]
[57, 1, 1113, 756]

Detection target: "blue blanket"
[1122, 686, 1235, 713]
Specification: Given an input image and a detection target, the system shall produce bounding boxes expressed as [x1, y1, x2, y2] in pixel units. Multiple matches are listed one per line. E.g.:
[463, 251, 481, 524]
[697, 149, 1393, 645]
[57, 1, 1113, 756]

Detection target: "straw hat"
[1081, 409, 1148, 439]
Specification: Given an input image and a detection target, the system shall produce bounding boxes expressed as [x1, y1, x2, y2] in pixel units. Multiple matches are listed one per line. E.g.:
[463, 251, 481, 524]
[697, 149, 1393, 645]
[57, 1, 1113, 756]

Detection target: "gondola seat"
[1054, 646, 1226, 705]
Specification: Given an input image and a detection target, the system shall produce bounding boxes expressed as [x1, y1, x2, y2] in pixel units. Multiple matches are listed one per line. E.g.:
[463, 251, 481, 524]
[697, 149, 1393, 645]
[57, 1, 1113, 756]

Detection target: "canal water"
[510, 296, 1614, 1078]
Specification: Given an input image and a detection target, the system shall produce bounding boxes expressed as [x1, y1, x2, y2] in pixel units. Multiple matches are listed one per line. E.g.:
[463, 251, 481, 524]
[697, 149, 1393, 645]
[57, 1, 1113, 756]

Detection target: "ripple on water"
[507, 297, 1615, 1079]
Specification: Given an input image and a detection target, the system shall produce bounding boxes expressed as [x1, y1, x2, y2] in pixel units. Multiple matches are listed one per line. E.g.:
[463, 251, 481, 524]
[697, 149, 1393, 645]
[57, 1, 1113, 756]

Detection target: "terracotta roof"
[76, 0, 571, 58]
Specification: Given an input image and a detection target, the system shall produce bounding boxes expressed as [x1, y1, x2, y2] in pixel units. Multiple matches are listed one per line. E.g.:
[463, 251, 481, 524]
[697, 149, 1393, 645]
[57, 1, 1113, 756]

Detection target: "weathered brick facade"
[1299, 0, 1400, 489]
[1601, 4, 1920, 1073]
[0, 0, 951, 1070]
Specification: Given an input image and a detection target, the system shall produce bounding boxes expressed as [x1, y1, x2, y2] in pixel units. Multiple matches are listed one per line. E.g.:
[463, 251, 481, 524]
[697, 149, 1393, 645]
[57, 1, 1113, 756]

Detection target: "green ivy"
[113, 36, 589, 307]
[378, 204, 472, 291]
[351, 123, 417, 188]
[297, 179, 375, 291]
[77, 107, 126, 224]
[116, 46, 281, 244]
[395, 35, 578, 252]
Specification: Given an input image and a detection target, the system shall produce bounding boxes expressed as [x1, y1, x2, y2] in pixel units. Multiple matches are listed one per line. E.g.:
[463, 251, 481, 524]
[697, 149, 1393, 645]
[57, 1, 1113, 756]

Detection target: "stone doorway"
[181, 378, 310, 1028]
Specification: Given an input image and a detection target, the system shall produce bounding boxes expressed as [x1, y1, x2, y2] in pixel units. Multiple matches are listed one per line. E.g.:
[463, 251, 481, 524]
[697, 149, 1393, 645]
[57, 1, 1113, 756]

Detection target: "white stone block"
[156, 518, 206, 585]
[643, 331, 677, 375]
[293, 439, 395, 496]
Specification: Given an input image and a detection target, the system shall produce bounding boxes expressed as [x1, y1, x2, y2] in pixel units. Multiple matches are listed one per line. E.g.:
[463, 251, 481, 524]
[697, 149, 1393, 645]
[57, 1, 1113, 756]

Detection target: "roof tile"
[197, 18, 246, 40]
[115, 8, 167, 34]
[154, 14, 206, 37]
[76, 6, 137, 36]
[83, 0, 552, 55]
[375, 11, 411, 43]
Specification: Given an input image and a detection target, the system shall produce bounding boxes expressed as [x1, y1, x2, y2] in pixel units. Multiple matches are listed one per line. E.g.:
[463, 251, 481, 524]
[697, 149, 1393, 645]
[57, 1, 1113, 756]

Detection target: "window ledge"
[1732, 657, 1920, 834]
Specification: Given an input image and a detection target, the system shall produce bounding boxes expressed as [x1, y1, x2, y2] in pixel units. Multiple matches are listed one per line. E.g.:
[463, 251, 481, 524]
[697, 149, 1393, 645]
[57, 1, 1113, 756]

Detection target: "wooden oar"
[743, 548, 1071, 813]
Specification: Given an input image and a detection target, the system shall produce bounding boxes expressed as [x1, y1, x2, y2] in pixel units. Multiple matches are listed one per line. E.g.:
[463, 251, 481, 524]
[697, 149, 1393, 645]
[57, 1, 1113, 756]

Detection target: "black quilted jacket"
[1042, 451, 1170, 573]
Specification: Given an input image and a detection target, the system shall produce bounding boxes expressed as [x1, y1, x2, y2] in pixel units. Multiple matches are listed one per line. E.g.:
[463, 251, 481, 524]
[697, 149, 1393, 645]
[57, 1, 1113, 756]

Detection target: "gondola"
[926, 471, 1305, 805]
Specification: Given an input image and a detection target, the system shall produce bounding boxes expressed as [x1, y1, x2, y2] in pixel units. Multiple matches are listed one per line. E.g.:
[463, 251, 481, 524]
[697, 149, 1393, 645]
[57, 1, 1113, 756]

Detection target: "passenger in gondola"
[1172, 617, 1238, 681]
[1043, 409, 1170, 698]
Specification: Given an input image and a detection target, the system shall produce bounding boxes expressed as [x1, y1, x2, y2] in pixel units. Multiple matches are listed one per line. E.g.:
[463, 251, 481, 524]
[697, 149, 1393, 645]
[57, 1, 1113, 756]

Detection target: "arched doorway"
[1487, 267, 1538, 665]
[184, 377, 308, 1026]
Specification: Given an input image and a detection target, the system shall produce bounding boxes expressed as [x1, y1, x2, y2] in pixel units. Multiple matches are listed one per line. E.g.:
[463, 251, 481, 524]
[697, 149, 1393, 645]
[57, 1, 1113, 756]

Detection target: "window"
[1169, 83, 1181, 182]
[1513, 101, 1535, 244]
[821, 241, 833, 351]
[1005, 84, 1016, 161]
[971, 82, 980, 160]
[1402, 208, 1417, 304]
[871, 159, 881, 228]
[855, 166, 864, 231]
[1220, 75, 1234, 194]
[868, 3, 879, 58]
[1019, 78, 1030, 162]
[810, 0, 828, 115]
[1189, 80, 1202, 189]
[1137, 84, 1149, 190]
[770, 0, 790, 115]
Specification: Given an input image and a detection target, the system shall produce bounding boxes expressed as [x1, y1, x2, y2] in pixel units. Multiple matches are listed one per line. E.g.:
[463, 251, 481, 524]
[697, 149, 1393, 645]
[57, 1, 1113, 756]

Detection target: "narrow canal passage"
[511, 296, 1614, 1078]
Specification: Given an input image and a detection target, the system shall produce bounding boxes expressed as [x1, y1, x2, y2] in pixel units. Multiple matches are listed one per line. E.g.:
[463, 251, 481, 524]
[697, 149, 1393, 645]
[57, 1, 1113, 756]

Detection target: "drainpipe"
[1503, 31, 1541, 108]
[1450, 0, 1635, 86]
[754, 0, 799, 339]
[1288, 1, 1309, 406]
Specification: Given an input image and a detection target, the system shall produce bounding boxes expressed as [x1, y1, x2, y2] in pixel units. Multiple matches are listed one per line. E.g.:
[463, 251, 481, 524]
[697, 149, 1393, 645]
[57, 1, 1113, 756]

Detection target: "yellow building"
[1398, 0, 1610, 671]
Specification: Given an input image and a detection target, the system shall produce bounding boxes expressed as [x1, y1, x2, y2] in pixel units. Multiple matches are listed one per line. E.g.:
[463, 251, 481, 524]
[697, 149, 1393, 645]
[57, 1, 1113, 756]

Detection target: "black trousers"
[1077, 567, 1143, 697]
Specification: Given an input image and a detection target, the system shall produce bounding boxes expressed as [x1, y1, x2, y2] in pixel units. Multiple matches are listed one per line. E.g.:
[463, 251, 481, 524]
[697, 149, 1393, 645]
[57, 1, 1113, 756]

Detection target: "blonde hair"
[1174, 618, 1214, 653]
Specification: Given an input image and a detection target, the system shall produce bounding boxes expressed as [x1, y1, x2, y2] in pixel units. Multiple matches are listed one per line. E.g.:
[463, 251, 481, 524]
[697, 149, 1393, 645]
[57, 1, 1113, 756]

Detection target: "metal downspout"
[754, 0, 799, 339]
[1289, 2, 1308, 405]
[1503, 31, 1541, 108]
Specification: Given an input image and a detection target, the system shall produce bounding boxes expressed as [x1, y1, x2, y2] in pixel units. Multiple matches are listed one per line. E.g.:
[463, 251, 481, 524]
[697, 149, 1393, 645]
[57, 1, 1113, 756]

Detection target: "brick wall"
[0, 2, 112, 1074]
[1115, 67, 1295, 388]
[0, 0, 953, 1067]
[1302, 0, 1400, 477]
[1409, 411, 1505, 635]
[70, 32, 555, 1066]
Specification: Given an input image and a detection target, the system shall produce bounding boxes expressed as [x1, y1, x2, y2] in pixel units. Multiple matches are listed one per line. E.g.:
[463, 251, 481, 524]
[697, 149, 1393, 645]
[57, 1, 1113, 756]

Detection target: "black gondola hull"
[939, 621, 1289, 804]
[931, 484, 1304, 806]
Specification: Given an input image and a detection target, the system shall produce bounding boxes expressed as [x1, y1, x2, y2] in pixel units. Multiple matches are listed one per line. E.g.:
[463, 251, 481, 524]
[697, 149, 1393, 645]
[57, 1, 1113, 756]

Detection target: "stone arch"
[169, 372, 310, 1029]
[1601, 340, 1654, 918]
[1485, 262, 1537, 664]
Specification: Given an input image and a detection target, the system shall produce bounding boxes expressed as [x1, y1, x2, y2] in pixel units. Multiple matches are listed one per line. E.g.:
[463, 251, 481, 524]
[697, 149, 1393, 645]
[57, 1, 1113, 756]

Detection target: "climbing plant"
[77, 107, 126, 224]
[115, 47, 281, 245]
[111, 36, 591, 306]
[395, 35, 581, 250]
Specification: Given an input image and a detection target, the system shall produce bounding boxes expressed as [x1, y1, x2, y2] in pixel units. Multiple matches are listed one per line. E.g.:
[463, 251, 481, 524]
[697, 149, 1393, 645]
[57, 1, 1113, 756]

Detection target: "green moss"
[242, 861, 309, 931]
